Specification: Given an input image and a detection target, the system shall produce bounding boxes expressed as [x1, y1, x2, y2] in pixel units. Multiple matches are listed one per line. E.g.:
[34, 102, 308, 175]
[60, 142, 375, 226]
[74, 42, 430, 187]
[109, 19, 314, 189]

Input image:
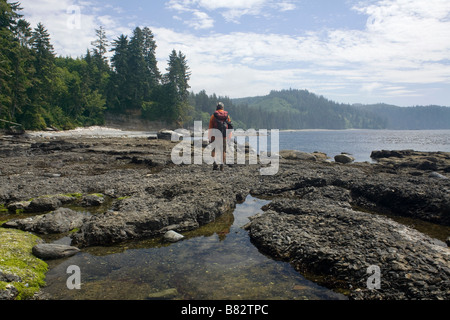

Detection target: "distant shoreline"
[279, 128, 450, 132]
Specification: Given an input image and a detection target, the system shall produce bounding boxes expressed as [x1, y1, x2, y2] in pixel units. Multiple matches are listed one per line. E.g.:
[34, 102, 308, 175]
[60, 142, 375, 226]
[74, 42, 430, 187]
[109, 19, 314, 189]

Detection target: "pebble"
[148, 288, 178, 299]
[163, 230, 185, 243]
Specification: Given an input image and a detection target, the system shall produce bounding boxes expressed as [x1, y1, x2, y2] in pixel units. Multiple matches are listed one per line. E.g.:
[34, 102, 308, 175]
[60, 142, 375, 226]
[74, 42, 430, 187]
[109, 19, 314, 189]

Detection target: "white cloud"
[167, 0, 268, 12]
[17, 0, 450, 105]
[185, 11, 215, 29]
[155, 0, 450, 104]
[276, 2, 297, 12]
[352, 0, 450, 61]
[197, 0, 268, 10]
[19, 0, 96, 57]
[19, 0, 132, 57]
[167, 0, 297, 23]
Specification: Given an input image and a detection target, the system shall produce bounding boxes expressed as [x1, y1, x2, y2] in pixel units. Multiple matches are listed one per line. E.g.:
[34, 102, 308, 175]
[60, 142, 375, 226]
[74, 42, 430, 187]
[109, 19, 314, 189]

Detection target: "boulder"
[157, 130, 183, 141]
[7, 200, 31, 212]
[312, 152, 328, 160]
[334, 153, 354, 164]
[81, 194, 105, 207]
[279, 150, 316, 161]
[157, 130, 173, 140]
[429, 172, 448, 179]
[32, 243, 80, 260]
[370, 150, 411, 159]
[3, 208, 88, 234]
[27, 197, 62, 213]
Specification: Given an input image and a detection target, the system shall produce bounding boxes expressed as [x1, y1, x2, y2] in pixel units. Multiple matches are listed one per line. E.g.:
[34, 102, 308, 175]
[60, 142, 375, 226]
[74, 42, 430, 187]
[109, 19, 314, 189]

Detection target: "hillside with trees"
[0, 0, 191, 130]
[354, 104, 450, 130]
[230, 89, 388, 129]
[219, 89, 450, 130]
[188, 89, 387, 130]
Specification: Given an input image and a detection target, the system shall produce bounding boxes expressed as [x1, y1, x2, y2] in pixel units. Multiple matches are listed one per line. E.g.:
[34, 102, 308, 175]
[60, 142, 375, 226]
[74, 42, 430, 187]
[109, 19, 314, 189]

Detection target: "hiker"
[208, 102, 233, 171]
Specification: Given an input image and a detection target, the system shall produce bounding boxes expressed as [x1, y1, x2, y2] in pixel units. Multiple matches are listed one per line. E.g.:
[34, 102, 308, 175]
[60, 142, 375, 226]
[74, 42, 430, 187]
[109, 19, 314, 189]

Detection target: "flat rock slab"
[249, 197, 450, 300]
[3, 208, 89, 234]
[32, 243, 80, 260]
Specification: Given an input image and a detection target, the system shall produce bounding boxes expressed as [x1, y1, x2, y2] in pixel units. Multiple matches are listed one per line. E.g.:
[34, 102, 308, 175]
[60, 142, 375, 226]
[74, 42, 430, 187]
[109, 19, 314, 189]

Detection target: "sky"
[18, 0, 450, 107]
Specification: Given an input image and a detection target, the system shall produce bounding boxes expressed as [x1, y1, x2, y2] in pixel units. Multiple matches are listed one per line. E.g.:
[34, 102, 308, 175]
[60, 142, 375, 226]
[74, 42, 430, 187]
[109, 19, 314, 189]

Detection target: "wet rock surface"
[249, 198, 449, 300]
[1, 132, 449, 300]
[248, 155, 450, 300]
[32, 244, 80, 260]
[0, 134, 259, 249]
[371, 149, 450, 174]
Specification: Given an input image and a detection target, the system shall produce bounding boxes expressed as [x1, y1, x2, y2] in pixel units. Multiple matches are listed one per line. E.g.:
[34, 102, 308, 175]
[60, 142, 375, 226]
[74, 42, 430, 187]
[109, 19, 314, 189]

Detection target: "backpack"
[214, 110, 229, 138]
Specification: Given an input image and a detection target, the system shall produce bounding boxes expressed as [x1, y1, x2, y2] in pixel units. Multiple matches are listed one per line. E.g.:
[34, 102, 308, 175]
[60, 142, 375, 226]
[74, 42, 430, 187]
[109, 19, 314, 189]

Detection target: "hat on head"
[217, 102, 224, 110]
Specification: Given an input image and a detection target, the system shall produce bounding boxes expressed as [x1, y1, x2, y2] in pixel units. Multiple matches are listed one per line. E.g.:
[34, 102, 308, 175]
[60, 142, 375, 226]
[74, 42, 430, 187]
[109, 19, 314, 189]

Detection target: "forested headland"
[229, 90, 450, 130]
[1, 1, 449, 132]
[0, 0, 191, 130]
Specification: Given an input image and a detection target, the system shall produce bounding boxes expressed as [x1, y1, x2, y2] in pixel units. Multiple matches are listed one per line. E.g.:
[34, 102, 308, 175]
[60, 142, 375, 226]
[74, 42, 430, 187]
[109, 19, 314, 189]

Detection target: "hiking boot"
[213, 163, 218, 171]
[220, 164, 224, 171]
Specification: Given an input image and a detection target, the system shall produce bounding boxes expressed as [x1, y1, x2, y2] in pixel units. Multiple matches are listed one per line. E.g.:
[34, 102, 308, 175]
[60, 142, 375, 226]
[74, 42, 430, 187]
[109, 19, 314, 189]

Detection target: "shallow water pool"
[41, 196, 347, 300]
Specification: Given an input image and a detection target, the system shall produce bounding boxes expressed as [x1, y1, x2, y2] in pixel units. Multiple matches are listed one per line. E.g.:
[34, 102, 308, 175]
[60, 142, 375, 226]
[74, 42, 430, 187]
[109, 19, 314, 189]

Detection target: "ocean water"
[260, 129, 450, 162]
[29, 127, 450, 163]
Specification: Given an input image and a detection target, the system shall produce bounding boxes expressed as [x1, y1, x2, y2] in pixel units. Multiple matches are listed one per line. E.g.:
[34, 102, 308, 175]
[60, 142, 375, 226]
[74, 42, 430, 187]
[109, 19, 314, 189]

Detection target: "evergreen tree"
[9, 19, 33, 122]
[89, 26, 109, 93]
[142, 27, 160, 89]
[107, 34, 130, 112]
[29, 22, 54, 101]
[0, 0, 23, 123]
[165, 49, 191, 102]
[127, 27, 148, 110]
[21, 22, 56, 129]
[161, 49, 191, 123]
[120, 27, 160, 112]
[91, 26, 108, 61]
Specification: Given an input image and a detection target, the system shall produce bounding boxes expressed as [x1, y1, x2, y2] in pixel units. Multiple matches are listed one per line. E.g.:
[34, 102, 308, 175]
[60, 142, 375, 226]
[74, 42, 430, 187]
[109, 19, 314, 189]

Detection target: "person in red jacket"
[208, 102, 232, 171]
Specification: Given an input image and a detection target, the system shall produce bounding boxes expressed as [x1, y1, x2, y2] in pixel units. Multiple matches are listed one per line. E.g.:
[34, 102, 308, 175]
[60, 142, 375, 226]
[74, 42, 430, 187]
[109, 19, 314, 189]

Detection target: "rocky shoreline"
[0, 131, 449, 300]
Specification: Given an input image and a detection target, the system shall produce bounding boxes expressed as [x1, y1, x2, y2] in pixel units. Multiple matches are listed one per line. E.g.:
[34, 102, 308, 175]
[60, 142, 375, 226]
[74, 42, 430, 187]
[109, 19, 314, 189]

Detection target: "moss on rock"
[0, 228, 48, 300]
[0, 204, 7, 213]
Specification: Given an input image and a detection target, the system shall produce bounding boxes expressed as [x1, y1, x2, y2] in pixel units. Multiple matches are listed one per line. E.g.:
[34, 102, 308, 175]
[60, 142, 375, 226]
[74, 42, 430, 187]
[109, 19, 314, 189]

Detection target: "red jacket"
[208, 109, 232, 141]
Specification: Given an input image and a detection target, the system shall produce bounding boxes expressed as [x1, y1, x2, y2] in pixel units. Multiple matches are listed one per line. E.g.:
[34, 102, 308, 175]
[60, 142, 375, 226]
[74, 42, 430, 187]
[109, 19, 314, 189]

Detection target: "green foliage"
[0, 1, 192, 130]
